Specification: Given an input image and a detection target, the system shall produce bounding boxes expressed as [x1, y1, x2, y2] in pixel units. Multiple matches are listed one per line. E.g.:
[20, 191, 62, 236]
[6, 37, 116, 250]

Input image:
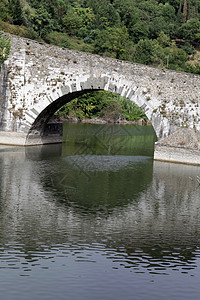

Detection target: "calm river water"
[0, 123, 200, 300]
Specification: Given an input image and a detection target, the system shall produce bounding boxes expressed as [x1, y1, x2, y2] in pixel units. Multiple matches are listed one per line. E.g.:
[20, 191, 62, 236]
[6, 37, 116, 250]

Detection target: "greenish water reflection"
[49, 123, 156, 210]
[0, 124, 200, 300]
[62, 123, 157, 156]
[46, 155, 154, 211]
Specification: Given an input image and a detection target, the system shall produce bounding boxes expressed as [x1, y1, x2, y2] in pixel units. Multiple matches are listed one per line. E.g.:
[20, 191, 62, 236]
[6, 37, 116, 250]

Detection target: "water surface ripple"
[0, 124, 200, 299]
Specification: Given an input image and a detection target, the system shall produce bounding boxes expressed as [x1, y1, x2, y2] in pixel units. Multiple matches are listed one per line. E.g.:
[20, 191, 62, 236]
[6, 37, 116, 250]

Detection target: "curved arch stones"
[1, 34, 200, 146]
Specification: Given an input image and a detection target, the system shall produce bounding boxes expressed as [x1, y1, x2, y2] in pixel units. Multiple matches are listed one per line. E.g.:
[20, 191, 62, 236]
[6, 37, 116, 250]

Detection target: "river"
[0, 123, 200, 299]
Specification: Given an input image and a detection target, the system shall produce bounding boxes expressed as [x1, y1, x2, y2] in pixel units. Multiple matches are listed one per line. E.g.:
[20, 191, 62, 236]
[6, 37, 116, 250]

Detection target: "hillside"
[1, 0, 200, 122]
[1, 0, 200, 73]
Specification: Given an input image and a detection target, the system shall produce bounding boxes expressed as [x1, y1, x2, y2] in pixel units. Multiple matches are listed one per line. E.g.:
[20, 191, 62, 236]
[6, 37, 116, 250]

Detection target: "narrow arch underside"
[29, 89, 100, 132]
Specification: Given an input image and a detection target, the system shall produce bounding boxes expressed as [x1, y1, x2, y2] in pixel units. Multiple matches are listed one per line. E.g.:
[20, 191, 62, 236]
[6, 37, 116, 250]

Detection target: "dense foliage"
[56, 91, 147, 122]
[1, 0, 200, 120]
[1, 0, 200, 72]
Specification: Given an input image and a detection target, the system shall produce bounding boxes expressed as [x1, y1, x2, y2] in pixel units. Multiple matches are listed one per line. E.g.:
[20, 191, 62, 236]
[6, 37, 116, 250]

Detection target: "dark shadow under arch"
[26, 89, 155, 145]
[26, 89, 99, 145]
[30, 89, 99, 133]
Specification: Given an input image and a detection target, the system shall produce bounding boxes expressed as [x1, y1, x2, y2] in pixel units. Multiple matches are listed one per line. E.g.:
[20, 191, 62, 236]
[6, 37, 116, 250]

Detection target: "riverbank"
[55, 116, 151, 126]
[0, 131, 27, 146]
[154, 128, 200, 166]
[0, 118, 150, 147]
[1, 125, 200, 167]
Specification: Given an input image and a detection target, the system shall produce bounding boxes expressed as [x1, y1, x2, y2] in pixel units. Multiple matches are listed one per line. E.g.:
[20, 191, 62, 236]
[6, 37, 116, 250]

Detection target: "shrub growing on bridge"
[0, 33, 10, 63]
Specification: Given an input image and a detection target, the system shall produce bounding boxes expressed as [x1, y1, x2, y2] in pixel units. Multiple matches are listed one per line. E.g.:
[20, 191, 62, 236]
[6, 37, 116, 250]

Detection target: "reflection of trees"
[47, 155, 154, 211]
[62, 122, 156, 157]
[0, 146, 200, 273]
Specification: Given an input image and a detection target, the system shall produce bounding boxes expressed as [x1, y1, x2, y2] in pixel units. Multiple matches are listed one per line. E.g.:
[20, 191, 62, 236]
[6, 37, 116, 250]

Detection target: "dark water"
[0, 123, 200, 300]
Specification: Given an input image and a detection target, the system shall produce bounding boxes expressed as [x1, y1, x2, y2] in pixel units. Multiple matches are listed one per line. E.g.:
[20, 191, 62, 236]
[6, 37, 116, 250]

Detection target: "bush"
[45, 31, 70, 47]
[133, 39, 160, 65]
[0, 33, 10, 63]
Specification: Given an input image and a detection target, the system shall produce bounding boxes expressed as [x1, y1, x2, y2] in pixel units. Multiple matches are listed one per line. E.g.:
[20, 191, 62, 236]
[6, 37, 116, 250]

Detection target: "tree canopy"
[1, 0, 200, 72]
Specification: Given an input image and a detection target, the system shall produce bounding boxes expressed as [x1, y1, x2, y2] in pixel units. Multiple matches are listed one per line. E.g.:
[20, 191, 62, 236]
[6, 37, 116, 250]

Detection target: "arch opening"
[26, 89, 156, 147]
[26, 89, 98, 145]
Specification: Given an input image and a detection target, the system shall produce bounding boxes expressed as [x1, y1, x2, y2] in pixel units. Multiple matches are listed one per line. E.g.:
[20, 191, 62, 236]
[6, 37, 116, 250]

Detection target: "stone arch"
[25, 75, 171, 145]
[3, 34, 200, 148]
[28, 89, 98, 133]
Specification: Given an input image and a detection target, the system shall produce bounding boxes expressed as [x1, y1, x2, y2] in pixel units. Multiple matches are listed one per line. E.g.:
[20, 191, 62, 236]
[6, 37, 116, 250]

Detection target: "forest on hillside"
[1, 0, 200, 73]
[1, 0, 200, 122]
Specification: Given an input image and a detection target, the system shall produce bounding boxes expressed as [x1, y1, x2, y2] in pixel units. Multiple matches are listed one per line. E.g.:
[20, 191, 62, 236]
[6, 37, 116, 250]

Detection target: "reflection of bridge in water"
[0, 145, 200, 270]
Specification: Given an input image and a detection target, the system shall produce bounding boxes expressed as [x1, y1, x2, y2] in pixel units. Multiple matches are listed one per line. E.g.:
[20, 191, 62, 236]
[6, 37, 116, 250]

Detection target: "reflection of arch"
[27, 148, 154, 211]
[2, 146, 200, 273]
[25, 75, 165, 145]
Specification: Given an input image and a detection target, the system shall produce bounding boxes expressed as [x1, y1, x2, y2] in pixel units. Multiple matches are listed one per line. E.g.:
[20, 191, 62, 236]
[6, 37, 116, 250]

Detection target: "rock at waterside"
[156, 128, 200, 150]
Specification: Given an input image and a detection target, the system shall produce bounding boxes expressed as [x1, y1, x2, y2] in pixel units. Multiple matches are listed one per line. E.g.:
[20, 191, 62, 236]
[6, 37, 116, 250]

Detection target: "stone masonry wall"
[1, 33, 200, 139]
[0, 64, 9, 130]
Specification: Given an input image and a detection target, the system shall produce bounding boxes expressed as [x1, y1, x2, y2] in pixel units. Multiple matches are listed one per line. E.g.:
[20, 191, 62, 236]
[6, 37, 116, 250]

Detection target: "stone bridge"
[0, 34, 200, 164]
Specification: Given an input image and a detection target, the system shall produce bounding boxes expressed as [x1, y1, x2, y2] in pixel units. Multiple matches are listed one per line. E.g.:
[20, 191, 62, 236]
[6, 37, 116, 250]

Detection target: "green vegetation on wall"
[0, 33, 10, 63]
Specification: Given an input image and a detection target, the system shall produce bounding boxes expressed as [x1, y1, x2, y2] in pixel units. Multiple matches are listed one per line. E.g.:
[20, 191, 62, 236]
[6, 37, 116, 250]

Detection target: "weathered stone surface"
[0, 33, 200, 148]
[154, 144, 200, 166]
[0, 131, 27, 145]
[0, 64, 8, 130]
[154, 128, 200, 165]
[155, 128, 200, 150]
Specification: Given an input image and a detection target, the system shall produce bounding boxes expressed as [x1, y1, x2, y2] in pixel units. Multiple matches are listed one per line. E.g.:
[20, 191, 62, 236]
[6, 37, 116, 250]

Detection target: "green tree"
[161, 2, 176, 22]
[63, 5, 95, 37]
[131, 21, 149, 43]
[137, 0, 163, 21]
[113, 0, 140, 31]
[187, 0, 199, 19]
[149, 16, 169, 38]
[157, 31, 171, 47]
[95, 0, 120, 28]
[31, 6, 54, 38]
[164, 0, 182, 14]
[74, 6, 95, 38]
[63, 8, 82, 36]
[162, 41, 188, 70]
[54, 0, 67, 24]
[94, 26, 130, 59]
[21, 0, 34, 26]
[0, 0, 9, 22]
[178, 17, 200, 44]
[133, 39, 160, 65]
[9, 0, 24, 25]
